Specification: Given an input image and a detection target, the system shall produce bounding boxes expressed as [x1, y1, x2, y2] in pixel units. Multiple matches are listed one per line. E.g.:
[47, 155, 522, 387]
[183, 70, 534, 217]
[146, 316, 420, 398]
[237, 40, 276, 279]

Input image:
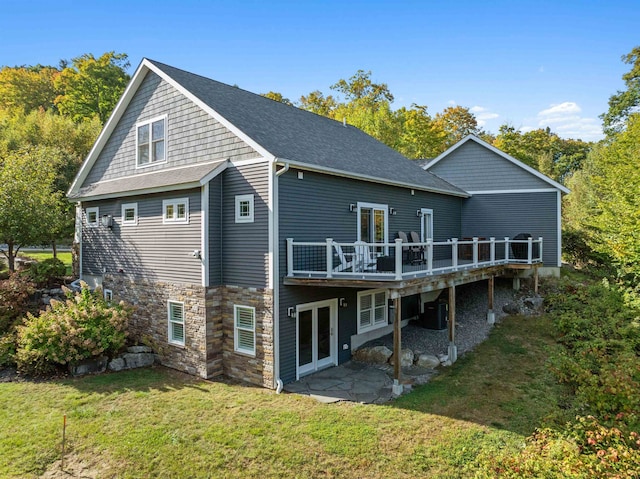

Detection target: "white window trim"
[420, 208, 434, 242]
[234, 304, 256, 356]
[86, 206, 99, 228]
[357, 289, 389, 334]
[121, 203, 138, 226]
[162, 198, 189, 224]
[167, 300, 185, 346]
[136, 115, 167, 169]
[357, 201, 389, 254]
[103, 289, 113, 301]
[235, 194, 255, 223]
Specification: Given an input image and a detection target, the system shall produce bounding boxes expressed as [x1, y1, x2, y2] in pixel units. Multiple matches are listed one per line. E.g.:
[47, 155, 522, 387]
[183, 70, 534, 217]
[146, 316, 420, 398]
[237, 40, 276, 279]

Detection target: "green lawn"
[18, 250, 73, 276]
[0, 313, 571, 478]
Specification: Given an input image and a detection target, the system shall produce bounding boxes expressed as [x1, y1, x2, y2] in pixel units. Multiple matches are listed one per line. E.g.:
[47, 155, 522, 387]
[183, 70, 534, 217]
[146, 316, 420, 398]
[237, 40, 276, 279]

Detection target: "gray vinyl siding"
[429, 141, 551, 191]
[82, 188, 202, 284]
[208, 174, 223, 286]
[221, 162, 270, 288]
[83, 71, 259, 186]
[277, 168, 463, 384]
[461, 191, 558, 266]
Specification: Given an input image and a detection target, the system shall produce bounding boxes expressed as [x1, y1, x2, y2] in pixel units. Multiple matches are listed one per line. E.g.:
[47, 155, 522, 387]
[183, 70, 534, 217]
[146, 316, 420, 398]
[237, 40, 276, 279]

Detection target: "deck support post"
[487, 276, 495, 324]
[448, 285, 457, 363]
[534, 265, 539, 294]
[392, 296, 403, 395]
[512, 277, 520, 291]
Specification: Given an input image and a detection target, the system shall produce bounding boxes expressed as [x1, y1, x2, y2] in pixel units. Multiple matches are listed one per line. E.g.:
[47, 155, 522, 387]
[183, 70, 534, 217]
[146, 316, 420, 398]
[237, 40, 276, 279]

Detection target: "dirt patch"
[40, 454, 106, 479]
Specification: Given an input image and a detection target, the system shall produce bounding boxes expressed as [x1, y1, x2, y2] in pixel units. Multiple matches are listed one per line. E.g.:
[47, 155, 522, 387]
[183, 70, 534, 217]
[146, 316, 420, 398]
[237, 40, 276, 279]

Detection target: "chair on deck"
[409, 231, 425, 264]
[354, 241, 378, 272]
[333, 243, 355, 272]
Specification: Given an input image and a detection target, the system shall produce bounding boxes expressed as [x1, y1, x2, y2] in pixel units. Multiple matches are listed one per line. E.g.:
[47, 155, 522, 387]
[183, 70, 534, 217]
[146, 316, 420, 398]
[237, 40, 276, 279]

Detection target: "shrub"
[16, 283, 130, 375]
[24, 257, 66, 287]
[0, 274, 36, 334]
[0, 332, 16, 367]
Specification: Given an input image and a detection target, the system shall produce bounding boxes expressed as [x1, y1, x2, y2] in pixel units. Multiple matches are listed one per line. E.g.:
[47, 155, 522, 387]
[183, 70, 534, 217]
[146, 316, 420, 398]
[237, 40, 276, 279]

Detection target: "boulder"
[390, 348, 414, 368]
[69, 356, 108, 376]
[415, 354, 440, 369]
[122, 352, 155, 369]
[502, 302, 521, 315]
[524, 296, 544, 311]
[352, 345, 393, 364]
[108, 357, 126, 372]
[127, 345, 153, 354]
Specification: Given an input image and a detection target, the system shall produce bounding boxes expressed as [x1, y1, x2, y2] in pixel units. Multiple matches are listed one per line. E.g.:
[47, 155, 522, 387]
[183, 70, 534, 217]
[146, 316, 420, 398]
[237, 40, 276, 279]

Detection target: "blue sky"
[1, 0, 638, 141]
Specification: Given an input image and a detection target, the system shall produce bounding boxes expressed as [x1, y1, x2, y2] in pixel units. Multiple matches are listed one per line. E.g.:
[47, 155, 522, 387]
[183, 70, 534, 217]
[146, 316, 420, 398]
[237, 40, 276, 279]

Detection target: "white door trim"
[296, 298, 338, 380]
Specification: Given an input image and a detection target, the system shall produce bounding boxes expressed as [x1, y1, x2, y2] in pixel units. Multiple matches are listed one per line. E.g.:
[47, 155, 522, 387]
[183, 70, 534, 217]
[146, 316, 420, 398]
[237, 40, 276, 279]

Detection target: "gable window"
[234, 305, 256, 355]
[235, 194, 254, 223]
[163, 198, 189, 224]
[357, 289, 388, 334]
[86, 207, 99, 228]
[357, 202, 388, 254]
[121, 203, 138, 226]
[137, 116, 166, 167]
[168, 300, 185, 346]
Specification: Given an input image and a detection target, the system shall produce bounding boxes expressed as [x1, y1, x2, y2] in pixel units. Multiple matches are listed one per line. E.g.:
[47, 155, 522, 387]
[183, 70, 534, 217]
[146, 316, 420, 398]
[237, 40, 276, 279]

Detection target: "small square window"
[235, 194, 254, 223]
[121, 203, 138, 226]
[234, 305, 256, 355]
[357, 289, 388, 334]
[86, 207, 99, 228]
[137, 116, 166, 167]
[163, 198, 189, 224]
[168, 301, 185, 346]
[104, 289, 113, 302]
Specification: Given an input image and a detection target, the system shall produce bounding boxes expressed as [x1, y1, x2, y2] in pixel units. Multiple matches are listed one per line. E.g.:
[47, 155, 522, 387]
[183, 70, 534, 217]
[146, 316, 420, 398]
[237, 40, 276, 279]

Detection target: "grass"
[18, 250, 73, 276]
[0, 314, 572, 478]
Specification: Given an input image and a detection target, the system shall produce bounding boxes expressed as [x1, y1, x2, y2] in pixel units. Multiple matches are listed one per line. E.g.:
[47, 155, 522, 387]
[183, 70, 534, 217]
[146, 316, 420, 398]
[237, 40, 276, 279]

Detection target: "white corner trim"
[202, 183, 209, 287]
[557, 189, 562, 268]
[271, 161, 279, 388]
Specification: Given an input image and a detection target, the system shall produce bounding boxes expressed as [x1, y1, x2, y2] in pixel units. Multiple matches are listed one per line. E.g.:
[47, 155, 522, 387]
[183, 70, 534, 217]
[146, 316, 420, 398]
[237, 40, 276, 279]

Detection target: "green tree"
[261, 91, 293, 106]
[601, 46, 640, 136]
[299, 90, 338, 116]
[433, 106, 481, 149]
[54, 52, 130, 123]
[0, 147, 65, 272]
[565, 114, 640, 284]
[0, 65, 60, 113]
[395, 104, 446, 159]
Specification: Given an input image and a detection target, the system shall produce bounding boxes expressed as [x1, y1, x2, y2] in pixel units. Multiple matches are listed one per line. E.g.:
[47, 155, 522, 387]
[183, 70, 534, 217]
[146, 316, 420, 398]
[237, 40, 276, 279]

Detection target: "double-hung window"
[162, 198, 189, 224]
[86, 207, 99, 227]
[168, 301, 185, 346]
[357, 289, 388, 334]
[234, 305, 256, 355]
[121, 203, 138, 226]
[137, 116, 166, 167]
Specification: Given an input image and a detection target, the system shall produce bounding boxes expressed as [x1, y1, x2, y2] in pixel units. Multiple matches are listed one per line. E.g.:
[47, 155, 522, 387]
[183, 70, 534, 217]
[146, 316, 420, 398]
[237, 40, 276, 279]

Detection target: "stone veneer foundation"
[104, 274, 274, 388]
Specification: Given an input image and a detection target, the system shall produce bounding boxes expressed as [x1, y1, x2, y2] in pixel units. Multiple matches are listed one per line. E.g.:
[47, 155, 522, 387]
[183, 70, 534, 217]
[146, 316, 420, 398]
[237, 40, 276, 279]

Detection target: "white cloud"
[470, 105, 499, 127]
[535, 102, 603, 141]
[447, 99, 457, 106]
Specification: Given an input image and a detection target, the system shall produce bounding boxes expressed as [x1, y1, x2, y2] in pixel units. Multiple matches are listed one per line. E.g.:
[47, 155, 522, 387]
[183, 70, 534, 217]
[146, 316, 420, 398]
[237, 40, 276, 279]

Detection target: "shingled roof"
[69, 59, 468, 199]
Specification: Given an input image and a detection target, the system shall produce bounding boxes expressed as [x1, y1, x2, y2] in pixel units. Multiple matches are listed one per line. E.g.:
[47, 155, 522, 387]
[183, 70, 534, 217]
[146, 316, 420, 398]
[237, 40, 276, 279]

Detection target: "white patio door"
[297, 299, 338, 378]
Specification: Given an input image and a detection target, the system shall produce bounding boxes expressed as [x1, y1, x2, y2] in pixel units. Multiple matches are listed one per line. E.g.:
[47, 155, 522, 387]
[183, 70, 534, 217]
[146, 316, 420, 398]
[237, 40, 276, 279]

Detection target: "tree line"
[0, 52, 129, 271]
[1, 47, 638, 291]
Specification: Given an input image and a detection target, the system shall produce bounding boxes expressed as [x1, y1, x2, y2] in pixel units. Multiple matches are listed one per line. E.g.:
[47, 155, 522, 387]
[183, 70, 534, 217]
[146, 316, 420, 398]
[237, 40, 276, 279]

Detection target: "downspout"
[273, 160, 289, 392]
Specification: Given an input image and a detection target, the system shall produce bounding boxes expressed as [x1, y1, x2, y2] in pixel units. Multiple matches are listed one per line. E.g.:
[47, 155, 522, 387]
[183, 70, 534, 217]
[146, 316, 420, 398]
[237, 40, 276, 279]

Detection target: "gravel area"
[362, 278, 525, 358]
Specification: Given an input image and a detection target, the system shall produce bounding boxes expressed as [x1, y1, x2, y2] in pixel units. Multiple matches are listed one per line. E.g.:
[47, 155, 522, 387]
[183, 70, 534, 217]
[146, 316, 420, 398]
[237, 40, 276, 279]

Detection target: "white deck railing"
[286, 236, 543, 281]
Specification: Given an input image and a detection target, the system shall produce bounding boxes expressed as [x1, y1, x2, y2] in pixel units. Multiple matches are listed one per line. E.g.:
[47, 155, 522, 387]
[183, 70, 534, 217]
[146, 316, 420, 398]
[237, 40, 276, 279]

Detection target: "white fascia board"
[68, 61, 151, 197]
[425, 135, 571, 195]
[230, 157, 270, 167]
[466, 188, 558, 195]
[71, 182, 202, 202]
[274, 159, 470, 198]
[199, 160, 229, 185]
[144, 60, 277, 163]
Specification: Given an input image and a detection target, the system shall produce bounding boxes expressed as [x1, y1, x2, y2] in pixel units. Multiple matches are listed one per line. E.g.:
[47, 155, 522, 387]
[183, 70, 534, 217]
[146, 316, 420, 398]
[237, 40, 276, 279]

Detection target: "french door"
[297, 299, 338, 378]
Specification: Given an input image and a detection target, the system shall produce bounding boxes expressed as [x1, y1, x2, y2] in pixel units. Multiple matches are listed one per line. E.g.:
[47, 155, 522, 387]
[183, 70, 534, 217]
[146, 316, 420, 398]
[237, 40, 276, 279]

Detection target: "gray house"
[69, 59, 561, 390]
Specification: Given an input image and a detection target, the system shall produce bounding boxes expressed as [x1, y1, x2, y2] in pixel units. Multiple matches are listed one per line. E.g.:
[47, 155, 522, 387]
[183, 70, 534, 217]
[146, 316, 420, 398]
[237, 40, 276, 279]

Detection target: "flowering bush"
[0, 273, 36, 334]
[15, 282, 130, 375]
